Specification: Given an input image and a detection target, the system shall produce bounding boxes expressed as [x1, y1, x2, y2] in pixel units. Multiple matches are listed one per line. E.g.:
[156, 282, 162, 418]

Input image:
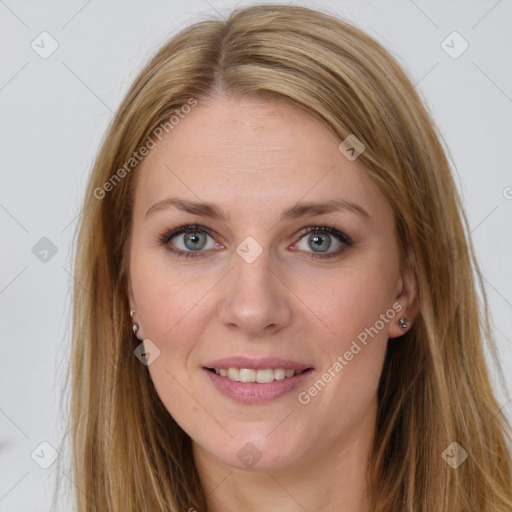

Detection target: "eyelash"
[156, 223, 353, 260]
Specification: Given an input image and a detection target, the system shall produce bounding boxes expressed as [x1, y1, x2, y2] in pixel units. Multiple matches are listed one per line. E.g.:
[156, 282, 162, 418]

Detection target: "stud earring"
[398, 317, 408, 330]
[130, 309, 140, 336]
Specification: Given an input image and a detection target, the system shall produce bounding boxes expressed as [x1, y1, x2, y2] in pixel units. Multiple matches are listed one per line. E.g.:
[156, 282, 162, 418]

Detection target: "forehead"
[133, 95, 391, 222]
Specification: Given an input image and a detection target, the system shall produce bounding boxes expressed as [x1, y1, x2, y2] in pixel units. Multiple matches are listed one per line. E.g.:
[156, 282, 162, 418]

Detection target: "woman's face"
[127, 95, 415, 472]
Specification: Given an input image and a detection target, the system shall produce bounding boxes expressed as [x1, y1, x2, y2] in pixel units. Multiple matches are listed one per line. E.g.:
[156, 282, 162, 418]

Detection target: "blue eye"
[158, 223, 352, 259]
[159, 224, 219, 258]
[295, 225, 352, 258]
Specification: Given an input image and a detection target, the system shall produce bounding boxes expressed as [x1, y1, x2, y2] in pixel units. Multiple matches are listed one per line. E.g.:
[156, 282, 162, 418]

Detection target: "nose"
[217, 247, 293, 337]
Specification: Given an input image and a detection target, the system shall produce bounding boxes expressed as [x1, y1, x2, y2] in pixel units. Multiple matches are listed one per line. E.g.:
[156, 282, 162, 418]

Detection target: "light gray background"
[1, 0, 511, 510]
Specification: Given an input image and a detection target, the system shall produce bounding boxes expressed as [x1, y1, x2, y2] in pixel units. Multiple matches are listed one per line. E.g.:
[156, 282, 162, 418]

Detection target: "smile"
[207, 367, 307, 383]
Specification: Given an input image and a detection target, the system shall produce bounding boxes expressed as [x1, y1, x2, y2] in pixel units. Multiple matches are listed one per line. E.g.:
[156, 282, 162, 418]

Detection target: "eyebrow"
[145, 197, 371, 222]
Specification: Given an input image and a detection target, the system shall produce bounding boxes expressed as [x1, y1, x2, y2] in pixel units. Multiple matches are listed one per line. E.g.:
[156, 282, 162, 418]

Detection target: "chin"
[210, 433, 302, 472]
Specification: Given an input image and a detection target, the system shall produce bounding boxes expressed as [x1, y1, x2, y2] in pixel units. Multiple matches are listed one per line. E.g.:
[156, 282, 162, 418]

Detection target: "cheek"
[130, 248, 204, 339]
[304, 262, 397, 410]
[130, 256, 210, 431]
[313, 266, 397, 350]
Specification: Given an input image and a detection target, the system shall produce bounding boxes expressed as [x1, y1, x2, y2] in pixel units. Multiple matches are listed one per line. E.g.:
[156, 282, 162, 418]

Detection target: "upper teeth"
[214, 368, 300, 383]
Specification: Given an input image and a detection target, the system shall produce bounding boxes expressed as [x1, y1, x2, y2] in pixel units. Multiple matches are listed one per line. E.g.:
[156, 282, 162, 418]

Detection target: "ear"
[388, 247, 419, 339]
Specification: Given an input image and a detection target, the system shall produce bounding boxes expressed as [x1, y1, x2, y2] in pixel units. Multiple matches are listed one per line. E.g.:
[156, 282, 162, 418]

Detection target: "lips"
[203, 366, 314, 404]
[202, 356, 314, 403]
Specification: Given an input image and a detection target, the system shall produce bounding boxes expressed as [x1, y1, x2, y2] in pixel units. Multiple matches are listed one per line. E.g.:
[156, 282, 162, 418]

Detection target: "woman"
[56, 4, 512, 511]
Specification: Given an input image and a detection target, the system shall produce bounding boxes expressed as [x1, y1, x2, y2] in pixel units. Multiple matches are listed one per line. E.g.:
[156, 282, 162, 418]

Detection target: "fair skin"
[127, 95, 417, 512]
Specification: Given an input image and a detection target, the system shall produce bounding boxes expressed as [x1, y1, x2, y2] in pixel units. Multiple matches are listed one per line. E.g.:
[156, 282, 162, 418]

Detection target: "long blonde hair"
[53, 4, 512, 511]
